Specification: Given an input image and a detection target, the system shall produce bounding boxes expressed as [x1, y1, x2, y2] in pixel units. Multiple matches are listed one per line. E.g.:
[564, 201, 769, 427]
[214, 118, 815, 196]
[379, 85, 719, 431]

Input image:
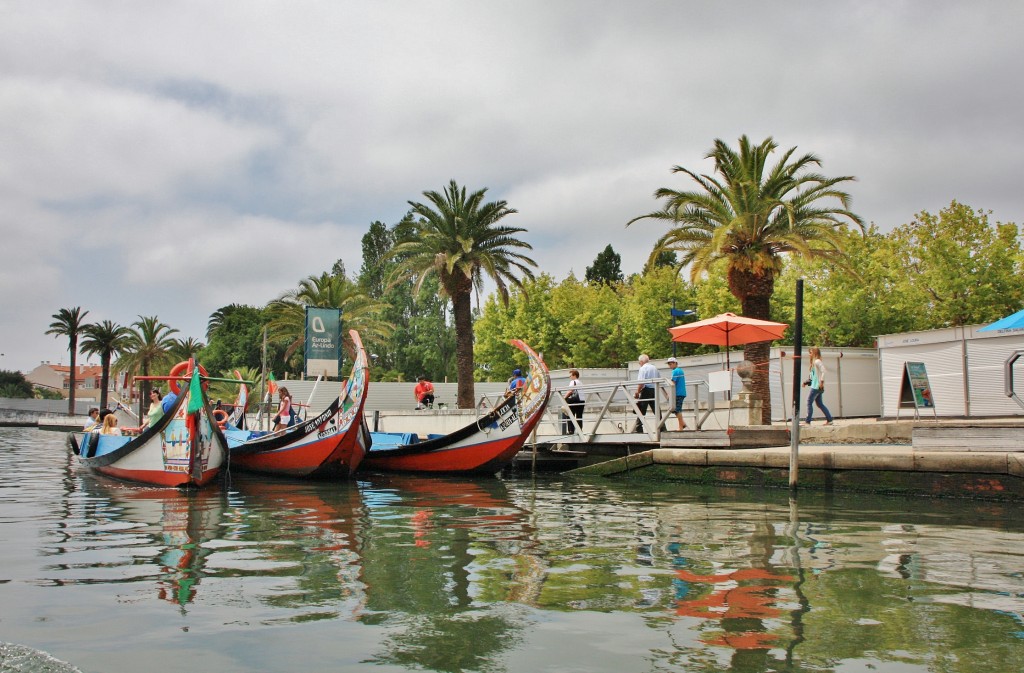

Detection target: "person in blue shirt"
[161, 390, 178, 414]
[507, 368, 527, 396]
[667, 356, 687, 430]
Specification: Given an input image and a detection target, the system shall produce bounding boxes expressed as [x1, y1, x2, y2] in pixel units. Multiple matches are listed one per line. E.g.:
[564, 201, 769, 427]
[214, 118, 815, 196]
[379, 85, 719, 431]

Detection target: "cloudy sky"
[3, 1, 1022, 373]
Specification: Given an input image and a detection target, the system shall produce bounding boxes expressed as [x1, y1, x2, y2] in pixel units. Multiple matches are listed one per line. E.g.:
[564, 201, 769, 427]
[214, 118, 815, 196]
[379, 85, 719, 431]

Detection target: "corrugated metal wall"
[877, 324, 1024, 418]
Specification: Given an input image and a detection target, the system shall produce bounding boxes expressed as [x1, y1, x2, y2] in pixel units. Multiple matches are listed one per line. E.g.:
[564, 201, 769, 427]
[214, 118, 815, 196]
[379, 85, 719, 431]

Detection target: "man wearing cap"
[667, 356, 687, 430]
[507, 368, 527, 396]
[633, 354, 659, 433]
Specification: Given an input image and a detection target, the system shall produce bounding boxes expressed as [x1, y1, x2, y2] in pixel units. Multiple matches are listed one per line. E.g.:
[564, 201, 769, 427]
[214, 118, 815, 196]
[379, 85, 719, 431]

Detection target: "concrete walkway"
[566, 416, 1024, 500]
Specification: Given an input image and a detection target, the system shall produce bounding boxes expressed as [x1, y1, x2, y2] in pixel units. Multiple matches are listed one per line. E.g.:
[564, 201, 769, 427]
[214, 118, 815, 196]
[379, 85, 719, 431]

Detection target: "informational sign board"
[897, 361, 937, 420]
[304, 307, 342, 378]
[708, 370, 732, 393]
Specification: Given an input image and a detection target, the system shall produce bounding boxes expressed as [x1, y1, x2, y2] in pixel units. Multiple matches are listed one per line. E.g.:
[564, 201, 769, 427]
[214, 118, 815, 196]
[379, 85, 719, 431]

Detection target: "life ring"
[212, 409, 229, 429]
[168, 361, 209, 394]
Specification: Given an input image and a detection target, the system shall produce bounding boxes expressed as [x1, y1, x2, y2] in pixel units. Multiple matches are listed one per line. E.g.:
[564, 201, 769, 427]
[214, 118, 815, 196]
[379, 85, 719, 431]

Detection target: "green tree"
[391, 180, 537, 408]
[628, 135, 863, 423]
[46, 306, 89, 415]
[168, 337, 205, 363]
[118, 316, 179, 417]
[357, 217, 456, 383]
[204, 304, 274, 376]
[80, 320, 131, 410]
[890, 201, 1023, 327]
[585, 244, 624, 285]
[621, 266, 698, 358]
[0, 370, 34, 398]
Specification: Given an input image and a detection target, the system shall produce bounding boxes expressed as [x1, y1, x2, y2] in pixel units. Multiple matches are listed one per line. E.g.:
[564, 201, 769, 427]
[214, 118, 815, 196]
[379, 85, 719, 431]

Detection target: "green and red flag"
[186, 366, 205, 414]
[267, 372, 278, 395]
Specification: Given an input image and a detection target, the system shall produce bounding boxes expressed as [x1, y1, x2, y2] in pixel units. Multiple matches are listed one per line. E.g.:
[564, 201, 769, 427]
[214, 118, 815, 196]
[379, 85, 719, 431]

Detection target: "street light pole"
[669, 302, 696, 358]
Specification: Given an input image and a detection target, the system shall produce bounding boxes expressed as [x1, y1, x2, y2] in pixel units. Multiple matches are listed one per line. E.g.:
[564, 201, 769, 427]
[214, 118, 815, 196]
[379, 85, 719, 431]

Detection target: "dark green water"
[1, 427, 1023, 673]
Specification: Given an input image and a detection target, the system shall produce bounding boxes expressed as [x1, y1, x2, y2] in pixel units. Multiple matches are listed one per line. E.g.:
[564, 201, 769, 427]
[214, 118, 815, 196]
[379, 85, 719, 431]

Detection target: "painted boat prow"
[69, 361, 227, 488]
[362, 338, 551, 474]
[227, 330, 371, 478]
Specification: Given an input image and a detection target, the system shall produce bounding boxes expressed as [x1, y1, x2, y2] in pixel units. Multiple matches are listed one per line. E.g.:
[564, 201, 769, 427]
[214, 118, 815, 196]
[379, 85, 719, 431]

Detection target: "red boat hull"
[362, 339, 551, 475]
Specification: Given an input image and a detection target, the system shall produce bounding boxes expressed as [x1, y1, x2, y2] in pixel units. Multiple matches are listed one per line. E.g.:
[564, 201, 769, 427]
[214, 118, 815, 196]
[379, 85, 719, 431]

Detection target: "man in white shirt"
[633, 354, 659, 433]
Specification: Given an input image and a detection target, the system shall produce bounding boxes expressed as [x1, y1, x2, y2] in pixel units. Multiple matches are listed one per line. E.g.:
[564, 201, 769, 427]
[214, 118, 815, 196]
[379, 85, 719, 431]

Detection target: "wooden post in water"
[789, 279, 804, 490]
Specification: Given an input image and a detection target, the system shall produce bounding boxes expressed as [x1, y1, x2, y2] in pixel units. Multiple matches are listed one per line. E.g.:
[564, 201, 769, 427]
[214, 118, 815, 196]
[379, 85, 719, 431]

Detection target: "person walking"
[666, 357, 687, 431]
[803, 347, 834, 425]
[633, 354, 659, 433]
[562, 369, 586, 434]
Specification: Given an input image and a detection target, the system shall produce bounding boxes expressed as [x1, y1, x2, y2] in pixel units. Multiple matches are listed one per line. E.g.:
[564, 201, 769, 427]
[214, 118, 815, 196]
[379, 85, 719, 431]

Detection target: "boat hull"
[362, 339, 551, 475]
[69, 372, 227, 488]
[227, 330, 371, 479]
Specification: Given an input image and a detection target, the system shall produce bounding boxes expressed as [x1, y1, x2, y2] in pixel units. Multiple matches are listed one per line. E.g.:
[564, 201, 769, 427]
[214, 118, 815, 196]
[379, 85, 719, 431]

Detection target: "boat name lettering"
[499, 411, 518, 431]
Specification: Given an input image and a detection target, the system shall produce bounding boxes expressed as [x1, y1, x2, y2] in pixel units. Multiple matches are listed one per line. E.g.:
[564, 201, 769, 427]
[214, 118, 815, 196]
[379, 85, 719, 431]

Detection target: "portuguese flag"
[267, 372, 278, 395]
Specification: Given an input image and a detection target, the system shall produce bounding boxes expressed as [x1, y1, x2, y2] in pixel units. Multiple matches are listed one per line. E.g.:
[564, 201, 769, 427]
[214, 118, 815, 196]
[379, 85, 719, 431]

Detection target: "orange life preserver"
[212, 409, 229, 429]
[168, 361, 209, 394]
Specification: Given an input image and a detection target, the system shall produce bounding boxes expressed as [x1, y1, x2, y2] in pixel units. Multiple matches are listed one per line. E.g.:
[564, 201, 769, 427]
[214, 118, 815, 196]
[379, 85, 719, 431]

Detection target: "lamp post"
[669, 302, 697, 358]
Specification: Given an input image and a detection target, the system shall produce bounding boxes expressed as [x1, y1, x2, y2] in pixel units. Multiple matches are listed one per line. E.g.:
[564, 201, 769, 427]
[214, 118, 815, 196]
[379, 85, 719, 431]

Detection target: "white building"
[877, 322, 1024, 418]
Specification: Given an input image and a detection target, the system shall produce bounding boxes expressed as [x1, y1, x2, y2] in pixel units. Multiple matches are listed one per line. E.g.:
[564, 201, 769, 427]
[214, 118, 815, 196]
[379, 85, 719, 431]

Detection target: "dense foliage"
[0, 370, 34, 398]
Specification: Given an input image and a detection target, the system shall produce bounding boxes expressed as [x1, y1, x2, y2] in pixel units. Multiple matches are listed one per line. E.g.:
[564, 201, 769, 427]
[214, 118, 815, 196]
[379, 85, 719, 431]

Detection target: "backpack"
[289, 405, 300, 426]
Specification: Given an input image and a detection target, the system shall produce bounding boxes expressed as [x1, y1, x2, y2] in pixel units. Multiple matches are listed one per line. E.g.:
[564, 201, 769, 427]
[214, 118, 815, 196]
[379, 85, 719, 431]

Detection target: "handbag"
[565, 390, 581, 405]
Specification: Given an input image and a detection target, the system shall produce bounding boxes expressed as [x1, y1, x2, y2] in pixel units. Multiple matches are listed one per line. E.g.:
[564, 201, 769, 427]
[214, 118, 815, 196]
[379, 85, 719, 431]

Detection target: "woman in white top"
[565, 369, 586, 434]
[803, 347, 834, 425]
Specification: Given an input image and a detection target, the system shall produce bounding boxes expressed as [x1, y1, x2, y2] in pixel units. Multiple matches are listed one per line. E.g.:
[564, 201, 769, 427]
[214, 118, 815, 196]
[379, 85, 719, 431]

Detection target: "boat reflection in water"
[356, 474, 539, 670]
[51, 475, 227, 611]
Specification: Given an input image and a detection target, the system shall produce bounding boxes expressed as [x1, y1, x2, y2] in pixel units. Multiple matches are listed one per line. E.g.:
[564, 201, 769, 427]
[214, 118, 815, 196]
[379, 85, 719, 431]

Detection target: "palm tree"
[391, 180, 537, 408]
[46, 306, 89, 415]
[628, 135, 863, 423]
[266, 272, 393, 372]
[169, 337, 205, 363]
[117, 316, 179, 418]
[80, 320, 131, 410]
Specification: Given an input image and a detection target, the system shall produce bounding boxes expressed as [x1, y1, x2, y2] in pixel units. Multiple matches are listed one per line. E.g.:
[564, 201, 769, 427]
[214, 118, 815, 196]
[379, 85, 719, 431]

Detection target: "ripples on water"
[2, 427, 1024, 673]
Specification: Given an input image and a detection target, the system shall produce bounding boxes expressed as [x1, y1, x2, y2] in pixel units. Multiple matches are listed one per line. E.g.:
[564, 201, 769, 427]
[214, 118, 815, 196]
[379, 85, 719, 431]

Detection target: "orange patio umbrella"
[668, 312, 789, 369]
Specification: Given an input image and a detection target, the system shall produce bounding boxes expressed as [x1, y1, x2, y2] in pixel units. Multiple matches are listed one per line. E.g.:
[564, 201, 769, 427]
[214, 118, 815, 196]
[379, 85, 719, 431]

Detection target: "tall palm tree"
[628, 135, 863, 423]
[80, 320, 131, 410]
[117, 316, 179, 418]
[266, 272, 393, 372]
[391, 180, 537, 408]
[46, 306, 89, 415]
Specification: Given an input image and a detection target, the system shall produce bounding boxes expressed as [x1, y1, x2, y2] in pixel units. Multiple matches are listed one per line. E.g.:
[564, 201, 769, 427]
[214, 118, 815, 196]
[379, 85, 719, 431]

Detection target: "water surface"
[1, 427, 1023, 673]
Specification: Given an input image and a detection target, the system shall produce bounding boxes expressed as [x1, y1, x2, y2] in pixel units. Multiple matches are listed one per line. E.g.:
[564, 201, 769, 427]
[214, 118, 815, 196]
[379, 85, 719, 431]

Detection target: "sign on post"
[304, 307, 342, 378]
[897, 361, 937, 420]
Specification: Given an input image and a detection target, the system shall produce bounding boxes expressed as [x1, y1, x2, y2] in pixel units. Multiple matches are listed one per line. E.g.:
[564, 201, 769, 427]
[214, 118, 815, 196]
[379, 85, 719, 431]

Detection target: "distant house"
[25, 362, 105, 402]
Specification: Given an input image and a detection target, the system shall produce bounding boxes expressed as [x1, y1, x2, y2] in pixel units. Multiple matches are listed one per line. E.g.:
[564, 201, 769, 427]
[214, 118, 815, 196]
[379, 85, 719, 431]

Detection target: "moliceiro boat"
[362, 339, 551, 474]
[223, 330, 371, 478]
[68, 360, 227, 488]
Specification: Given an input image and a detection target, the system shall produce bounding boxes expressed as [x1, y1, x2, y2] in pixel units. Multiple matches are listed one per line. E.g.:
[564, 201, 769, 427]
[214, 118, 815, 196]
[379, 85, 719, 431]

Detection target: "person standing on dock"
[633, 354, 658, 433]
[803, 347, 834, 425]
[666, 357, 687, 431]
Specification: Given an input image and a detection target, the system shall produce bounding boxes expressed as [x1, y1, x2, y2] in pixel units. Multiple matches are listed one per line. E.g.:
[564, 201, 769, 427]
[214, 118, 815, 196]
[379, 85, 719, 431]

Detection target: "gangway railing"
[527, 378, 723, 444]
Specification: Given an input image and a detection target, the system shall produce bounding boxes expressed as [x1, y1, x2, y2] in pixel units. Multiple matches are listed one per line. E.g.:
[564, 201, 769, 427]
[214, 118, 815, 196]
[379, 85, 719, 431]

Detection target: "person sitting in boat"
[506, 368, 527, 397]
[414, 376, 435, 409]
[273, 387, 293, 432]
[83, 408, 100, 431]
[99, 413, 122, 436]
[139, 389, 163, 431]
